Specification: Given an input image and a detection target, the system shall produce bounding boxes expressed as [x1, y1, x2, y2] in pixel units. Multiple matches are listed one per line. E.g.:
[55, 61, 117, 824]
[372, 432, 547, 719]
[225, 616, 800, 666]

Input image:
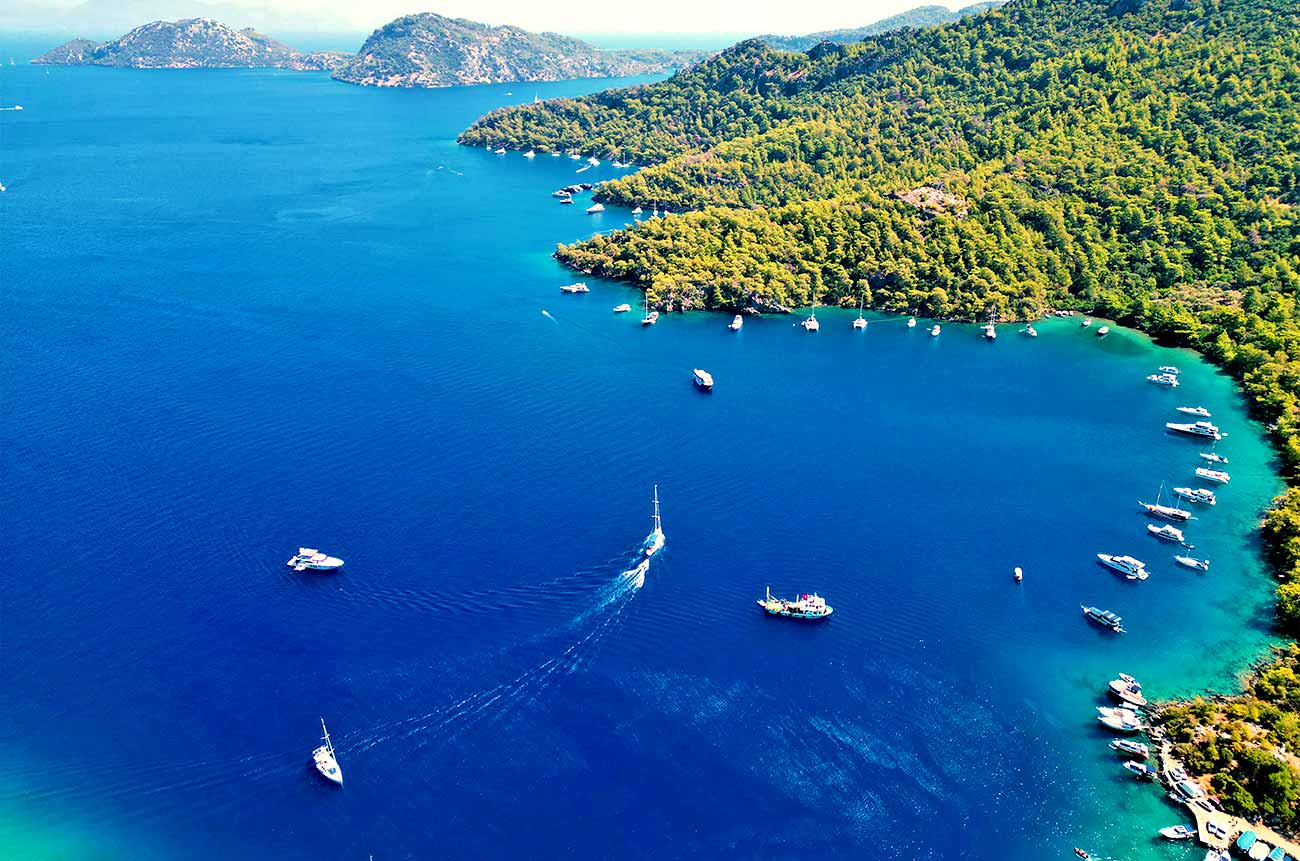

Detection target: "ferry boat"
[1177, 406, 1212, 418]
[1166, 420, 1221, 440]
[586, 203, 604, 214]
[1139, 484, 1192, 522]
[560, 282, 590, 293]
[643, 484, 664, 557]
[1124, 761, 1158, 780]
[1147, 523, 1185, 543]
[1200, 451, 1228, 465]
[1173, 486, 1216, 505]
[1108, 676, 1148, 707]
[930, 324, 941, 337]
[1195, 467, 1230, 484]
[1097, 554, 1148, 581]
[983, 323, 996, 340]
[612, 303, 632, 313]
[1097, 325, 1110, 335]
[312, 719, 343, 786]
[757, 586, 832, 620]
[1109, 738, 1150, 758]
[1082, 606, 1125, 633]
[729, 315, 743, 331]
[1174, 555, 1210, 571]
[1159, 825, 1196, 841]
[692, 369, 714, 390]
[640, 297, 658, 326]
[1147, 373, 1180, 387]
[287, 548, 344, 572]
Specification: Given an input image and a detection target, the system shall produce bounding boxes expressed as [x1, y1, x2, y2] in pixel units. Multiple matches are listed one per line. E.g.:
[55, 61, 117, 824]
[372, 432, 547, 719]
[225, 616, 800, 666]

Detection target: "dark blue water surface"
[0, 40, 1286, 861]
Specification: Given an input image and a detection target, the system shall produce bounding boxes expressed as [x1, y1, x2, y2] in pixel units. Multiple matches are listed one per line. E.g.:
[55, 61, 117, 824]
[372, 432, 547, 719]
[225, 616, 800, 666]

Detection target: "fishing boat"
[287, 548, 344, 572]
[586, 203, 604, 214]
[1139, 483, 1192, 522]
[757, 586, 833, 620]
[1200, 451, 1228, 465]
[1109, 738, 1150, 758]
[640, 296, 658, 326]
[523, 149, 536, 158]
[1109, 676, 1148, 707]
[1173, 486, 1217, 505]
[907, 317, 916, 328]
[692, 369, 714, 390]
[1147, 373, 1180, 387]
[1147, 523, 1186, 543]
[1082, 606, 1125, 633]
[1097, 554, 1148, 581]
[1159, 365, 1181, 375]
[1177, 406, 1212, 418]
[930, 324, 941, 337]
[984, 323, 997, 340]
[729, 315, 743, 331]
[312, 719, 343, 786]
[1167, 420, 1222, 440]
[1159, 825, 1196, 841]
[560, 282, 590, 293]
[853, 298, 867, 329]
[1124, 761, 1158, 780]
[1097, 325, 1110, 335]
[1174, 555, 1210, 571]
[644, 484, 664, 557]
[612, 303, 632, 313]
[1195, 467, 1230, 484]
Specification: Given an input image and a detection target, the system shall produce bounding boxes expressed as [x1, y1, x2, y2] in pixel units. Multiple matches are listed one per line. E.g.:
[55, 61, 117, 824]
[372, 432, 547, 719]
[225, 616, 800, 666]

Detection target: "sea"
[0, 35, 1286, 861]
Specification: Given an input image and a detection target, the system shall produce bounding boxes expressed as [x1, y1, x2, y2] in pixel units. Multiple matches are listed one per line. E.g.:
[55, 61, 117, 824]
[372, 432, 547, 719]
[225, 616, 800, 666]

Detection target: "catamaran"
[312, 719, 343, 786]
[1139, 483, 1192, 522]
[757, 586, 832, 620]
[1097, 554, 1148, 581]
[1167, 420, 1222, 440]
[1195, 466, 1230, 484]
[643, 485, 664, 558]
[287, 548, 344, 572]
[852, 298, 867, 330]
[1173, 486, 1217, 505]
[801, 300, 819, 332]
[984, 322, 997, 340]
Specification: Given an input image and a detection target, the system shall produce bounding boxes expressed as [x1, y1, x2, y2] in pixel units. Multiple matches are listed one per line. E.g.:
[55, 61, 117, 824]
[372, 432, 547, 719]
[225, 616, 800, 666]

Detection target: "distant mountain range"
[32, 18, 349, 70]
[758, 2, 1008, 51]
[330, 13, 704, 88]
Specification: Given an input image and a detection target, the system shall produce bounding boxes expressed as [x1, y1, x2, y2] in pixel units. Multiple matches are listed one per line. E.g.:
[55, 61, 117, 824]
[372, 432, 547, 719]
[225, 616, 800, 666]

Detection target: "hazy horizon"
[0, 0, 978, 43]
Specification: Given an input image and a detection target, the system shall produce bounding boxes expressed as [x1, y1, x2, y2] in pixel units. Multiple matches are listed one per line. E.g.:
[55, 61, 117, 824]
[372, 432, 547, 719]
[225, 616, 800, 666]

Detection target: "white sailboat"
[640, 295, 659, 326]
[852, 297, 867, 330]
[312, 719, 343, 786]
[802, 294, 819, 332]
[644, 485, 665, 557]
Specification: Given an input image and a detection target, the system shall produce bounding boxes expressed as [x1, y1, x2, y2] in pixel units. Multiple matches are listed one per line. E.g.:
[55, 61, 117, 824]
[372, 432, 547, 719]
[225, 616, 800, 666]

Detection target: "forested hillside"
[758, 2, 1005, 52]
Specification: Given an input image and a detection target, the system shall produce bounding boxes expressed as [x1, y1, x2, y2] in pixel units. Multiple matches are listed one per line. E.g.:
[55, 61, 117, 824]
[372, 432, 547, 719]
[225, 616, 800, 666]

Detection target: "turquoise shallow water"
[0, 37, 1286, 860]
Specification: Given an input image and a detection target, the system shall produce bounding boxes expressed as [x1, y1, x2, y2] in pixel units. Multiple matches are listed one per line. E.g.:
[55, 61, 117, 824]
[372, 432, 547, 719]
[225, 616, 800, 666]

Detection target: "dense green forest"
[462, 0, 1300, 823]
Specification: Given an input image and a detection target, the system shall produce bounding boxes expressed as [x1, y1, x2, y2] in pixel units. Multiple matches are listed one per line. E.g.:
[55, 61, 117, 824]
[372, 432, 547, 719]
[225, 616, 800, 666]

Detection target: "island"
[460, 0, 1300, 830]
[331, 13, 705, 89]
[32, 18, 351, 71]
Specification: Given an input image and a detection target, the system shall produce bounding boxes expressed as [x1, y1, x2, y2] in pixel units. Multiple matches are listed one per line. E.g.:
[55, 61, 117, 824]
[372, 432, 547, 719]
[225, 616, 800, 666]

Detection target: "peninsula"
[33, 18, 350, 71]
[332, 13, 705, 89]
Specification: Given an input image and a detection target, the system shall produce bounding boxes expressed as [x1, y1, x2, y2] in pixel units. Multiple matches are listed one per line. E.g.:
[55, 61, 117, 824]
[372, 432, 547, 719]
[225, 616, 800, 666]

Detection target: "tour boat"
[729, 315, 743, 331]
[1147, 523, 1185, 543]
[907, 317, 917, 328]
[1159, 825, 1196, 841]
[612, 303, 632, 313]
[1108, 676, 1148, 707]
[1174, 555, 1210, 571]
[312, 719, 343, 786]
[984, 323, 997, 340]
[1124, 761, 1158, 780]
[930, 324, 941, 336]
[586, 203, 604, 214]
[287, 548, 344, 572]
[1173, 486, 1216, 505]
[643, 484, 664, 557]
[1109, 739, 1150, 758]
[1177, 406, 1212, 418]
[853, 298, 867, 329]
[493, 147, 506, 155]
[1097, 554, 1148, 581]
[641, 297, 658, 326]
[560, 282, 590, 293]
[1147, 373, 1180, 387]
[1097, 325, 1110, 335]
[1082, 318, 1093, 327]
[1200, 451, 1228, 465]
[1166, 420, 1221, 440]
[1082, 606, 1125, 633]
[1159, 365, 1181, 375]
[757, 586, 832, 620]
[632, 206, 643, 215]
[692, 368, 714, 390]
[1195, 466, 1230, 484]
[523, 149, 536, 158]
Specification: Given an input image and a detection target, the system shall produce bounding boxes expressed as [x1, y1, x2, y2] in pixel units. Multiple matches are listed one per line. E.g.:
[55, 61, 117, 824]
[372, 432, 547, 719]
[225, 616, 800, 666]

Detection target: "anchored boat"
[1195, 466, 1230, 484]
[1167, 420, 1222, 440]
[641, 296, 658, 326]
[1109, 675, 1148, 707]
[612, 303, 632, 313]
[757, 586, 832, 620]
[692, 369, 714, 390]
[312, 719, 343, 786]
[1109, 738, 1150, 758]
[1173, 486, 1217, 506]
[560, 282, 590, 293]
[852, 297, 867, 330]
[1174, 555, 1210, 571]
[1124, 761, 1158, 780]
[1147, 373, 1180, 387]
[1177, 406, 1212, 418]
[1147, 523, 1186, 543]
[1082, 606, 1125, 633]
[930, 324, 941, 337]
[1139, 483, 1193, 522]
[1097, 554, 1148, 581]
[287, 548, 344, 572]
[729, 314, 743, 331]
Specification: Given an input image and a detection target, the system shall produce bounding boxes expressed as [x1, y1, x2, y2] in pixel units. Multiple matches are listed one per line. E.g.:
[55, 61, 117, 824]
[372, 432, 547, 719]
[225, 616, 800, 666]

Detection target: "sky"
[0, 0, 976, 42]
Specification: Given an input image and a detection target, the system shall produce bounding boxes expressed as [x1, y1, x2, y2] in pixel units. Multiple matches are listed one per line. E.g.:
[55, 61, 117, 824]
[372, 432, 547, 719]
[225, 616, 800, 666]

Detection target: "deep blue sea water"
[0, 38, 1287, 860]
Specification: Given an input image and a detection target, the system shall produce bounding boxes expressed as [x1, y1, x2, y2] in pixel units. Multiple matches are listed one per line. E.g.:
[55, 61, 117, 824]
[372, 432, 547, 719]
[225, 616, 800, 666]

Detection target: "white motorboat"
[643, 484, 664, 557]
[729, 315, 743, 331]
[586, 203, 604, 214]
[1097, 554, 1148, 581]
[907, 317, 917, 328]
[1195, 467, 1230, 484]
[1098, 712, 1142, 732]
[1159, 825, 1196, 841]
[692, 368, 714, 390]
[493, 147, 506, 155]
[1097, 325, 1110, 335]
[1167, 420, 1221, 440]
[930, 324, 941, 336]
[1177, 406, 1212, 417]
[1082, 318, 1093, 327]
[1023, 324, 1038, 337]
[568, 153, 581, 160]
[1147, 373, 1180, 387]
[1174, 555, 1210, 571]
[587, 156, 600, 166]
[1200, 451, 1228, 464]
[612, 303, 632, 313]
[632, 206, 643, 215]
[312, 719, 343, 786]
[523, 149, 536, 158]
[1173, 486, 1217, 505]
[560, 282, 590, 293]
[1147, 523, 1186, 543]
[1159, 365, 1181, 375]
[287, 548, 344, 572]
[1110, 738, 1150, 758]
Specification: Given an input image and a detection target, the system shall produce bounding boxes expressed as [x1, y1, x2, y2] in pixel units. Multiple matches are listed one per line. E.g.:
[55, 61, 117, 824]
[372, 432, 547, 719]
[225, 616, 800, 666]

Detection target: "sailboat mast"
[320, 719, 332, 753]
[652, 484, 661, 532]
